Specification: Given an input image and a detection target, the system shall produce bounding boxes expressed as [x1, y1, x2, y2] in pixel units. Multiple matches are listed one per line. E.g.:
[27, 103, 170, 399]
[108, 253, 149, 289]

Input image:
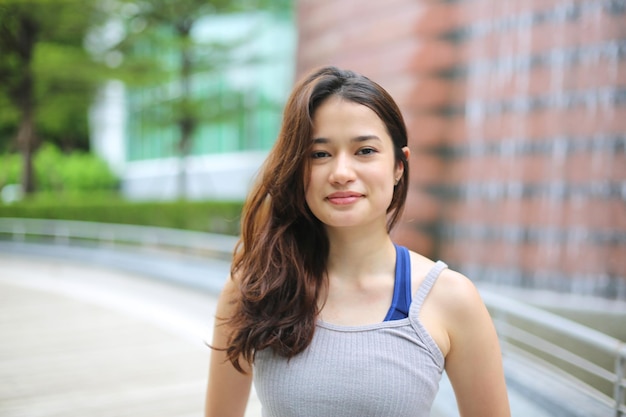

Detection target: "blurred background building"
[90, 7, 295, 201]
[85, 0, 625, 299]
[296, 0, 625, 298]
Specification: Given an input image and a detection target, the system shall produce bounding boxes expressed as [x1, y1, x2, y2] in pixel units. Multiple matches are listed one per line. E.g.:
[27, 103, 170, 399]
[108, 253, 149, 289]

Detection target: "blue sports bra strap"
[399, 246, 412, 305]
[395, 244, 410, 282]
[411, 261, 448, 312]
[384, 244, 412, 321]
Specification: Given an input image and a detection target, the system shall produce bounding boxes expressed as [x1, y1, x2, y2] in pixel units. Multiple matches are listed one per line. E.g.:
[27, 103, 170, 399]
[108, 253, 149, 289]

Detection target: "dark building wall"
[295, 0, 626, 298]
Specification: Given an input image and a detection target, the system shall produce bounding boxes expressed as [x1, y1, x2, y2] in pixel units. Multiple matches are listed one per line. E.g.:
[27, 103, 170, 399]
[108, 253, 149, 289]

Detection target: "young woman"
[205, 66, 510, 417]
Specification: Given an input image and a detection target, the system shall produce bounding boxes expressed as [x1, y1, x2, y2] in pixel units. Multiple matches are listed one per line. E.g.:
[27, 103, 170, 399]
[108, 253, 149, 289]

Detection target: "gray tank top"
[253, 260, 448, 417]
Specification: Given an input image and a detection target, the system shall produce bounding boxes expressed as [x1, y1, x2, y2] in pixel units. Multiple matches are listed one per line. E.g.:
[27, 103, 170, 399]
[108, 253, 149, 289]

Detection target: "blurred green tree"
[108, 0, 291, 199]
[0, 0, 110, 194]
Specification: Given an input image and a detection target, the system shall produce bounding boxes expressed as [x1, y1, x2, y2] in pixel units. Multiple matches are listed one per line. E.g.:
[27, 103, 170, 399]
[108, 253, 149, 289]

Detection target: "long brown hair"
[222, 66, 410, 372]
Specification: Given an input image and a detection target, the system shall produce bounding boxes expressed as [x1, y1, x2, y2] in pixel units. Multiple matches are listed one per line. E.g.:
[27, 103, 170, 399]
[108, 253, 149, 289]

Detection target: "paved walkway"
[0, 253, 262, 417]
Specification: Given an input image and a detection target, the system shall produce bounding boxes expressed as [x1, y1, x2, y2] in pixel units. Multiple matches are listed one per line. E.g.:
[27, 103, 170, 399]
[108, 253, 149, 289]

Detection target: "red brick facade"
[296, 0, 626, 298]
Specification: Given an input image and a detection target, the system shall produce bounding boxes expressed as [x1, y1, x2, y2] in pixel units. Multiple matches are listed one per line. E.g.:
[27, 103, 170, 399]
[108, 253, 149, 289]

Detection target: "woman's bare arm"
[439, 270, 511, 417]
[205, 278, 253, 417]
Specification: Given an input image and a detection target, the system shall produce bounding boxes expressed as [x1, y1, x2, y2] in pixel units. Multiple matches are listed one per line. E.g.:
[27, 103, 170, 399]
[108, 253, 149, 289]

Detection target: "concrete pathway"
[0, 253, 262, 417]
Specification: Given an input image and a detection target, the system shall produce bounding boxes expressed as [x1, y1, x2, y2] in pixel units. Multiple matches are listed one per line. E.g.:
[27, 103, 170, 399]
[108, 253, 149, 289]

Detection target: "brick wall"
[295, 0, 626, 298]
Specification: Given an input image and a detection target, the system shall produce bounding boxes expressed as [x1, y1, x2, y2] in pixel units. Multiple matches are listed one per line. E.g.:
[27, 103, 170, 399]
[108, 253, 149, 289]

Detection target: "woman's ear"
[395, 146, 410, 180]
[402, 146, 410, 161]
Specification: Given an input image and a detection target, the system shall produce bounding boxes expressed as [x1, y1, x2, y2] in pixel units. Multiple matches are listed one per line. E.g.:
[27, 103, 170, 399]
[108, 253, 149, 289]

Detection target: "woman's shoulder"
[425, 262, 492, 346]
[433, 267, 482, 312]
[216, 275, 243, 316]
[221, 274, 241, 294]
[406, 249, 476, 293]
[407, 250, 485, 321]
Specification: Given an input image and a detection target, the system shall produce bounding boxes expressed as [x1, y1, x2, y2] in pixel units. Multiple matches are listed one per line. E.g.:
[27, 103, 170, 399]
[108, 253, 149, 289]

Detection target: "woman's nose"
[329, 153, 356, 184]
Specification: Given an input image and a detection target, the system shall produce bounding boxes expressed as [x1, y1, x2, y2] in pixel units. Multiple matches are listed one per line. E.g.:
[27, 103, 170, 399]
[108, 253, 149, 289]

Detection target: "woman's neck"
[325, 225, 396, 283]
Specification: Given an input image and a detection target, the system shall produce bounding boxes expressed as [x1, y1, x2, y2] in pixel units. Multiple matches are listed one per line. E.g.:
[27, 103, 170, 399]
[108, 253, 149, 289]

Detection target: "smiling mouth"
[327, 192, 363, 205]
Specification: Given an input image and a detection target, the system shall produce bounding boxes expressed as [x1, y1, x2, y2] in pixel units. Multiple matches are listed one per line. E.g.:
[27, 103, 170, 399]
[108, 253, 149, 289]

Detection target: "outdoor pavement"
[0, 250, 262, 417]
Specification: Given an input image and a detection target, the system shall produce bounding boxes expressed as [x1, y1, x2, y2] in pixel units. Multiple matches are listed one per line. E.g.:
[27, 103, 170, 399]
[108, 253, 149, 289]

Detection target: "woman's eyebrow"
[311, 135, 381, 144]
[311, 137, 329, 144]
[352, 135, 381, 143]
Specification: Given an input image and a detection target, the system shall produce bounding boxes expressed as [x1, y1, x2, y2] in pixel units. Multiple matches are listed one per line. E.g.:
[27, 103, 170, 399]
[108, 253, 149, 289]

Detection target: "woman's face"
[304, 96, 408, 230]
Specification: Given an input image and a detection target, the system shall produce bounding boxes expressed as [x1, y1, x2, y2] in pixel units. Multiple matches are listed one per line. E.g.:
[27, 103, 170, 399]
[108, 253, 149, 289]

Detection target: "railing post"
[615, 344, 626, 417]
[54, 225, 69, 245]
[12, 223, 25, 242]
[99, 229, 115, 247]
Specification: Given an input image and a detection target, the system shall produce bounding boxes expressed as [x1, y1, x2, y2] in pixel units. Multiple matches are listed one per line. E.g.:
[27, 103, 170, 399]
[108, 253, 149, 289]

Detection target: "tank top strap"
[410, 261, 448, 313]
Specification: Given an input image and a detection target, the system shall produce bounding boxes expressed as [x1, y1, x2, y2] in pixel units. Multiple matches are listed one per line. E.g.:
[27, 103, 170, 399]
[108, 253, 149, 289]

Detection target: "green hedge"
[0, 144, 119, 193]
[0, 198, 244, 235]
[1, 146, 244, 235]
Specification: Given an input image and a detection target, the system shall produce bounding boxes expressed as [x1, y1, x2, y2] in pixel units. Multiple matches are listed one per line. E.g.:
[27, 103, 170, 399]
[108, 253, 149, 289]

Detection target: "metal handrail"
[481, 290, 626, 417]
[0, 217, 238, 260]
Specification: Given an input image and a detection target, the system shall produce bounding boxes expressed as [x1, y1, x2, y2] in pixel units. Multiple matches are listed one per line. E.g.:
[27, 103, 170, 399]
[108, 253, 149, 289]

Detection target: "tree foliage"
[102, 0, 291, 199]
[0, 0, 111, 193]
[0, 0, 293, 197]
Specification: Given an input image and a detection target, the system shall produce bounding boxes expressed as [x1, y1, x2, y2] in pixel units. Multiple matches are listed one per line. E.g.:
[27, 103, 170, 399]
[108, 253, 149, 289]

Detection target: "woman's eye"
[357, 147, 376, 155]
[311, 150, 329, 159]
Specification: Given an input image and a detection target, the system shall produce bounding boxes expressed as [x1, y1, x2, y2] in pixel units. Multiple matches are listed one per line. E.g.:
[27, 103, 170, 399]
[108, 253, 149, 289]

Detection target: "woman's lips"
[327, 191, 363, 205]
